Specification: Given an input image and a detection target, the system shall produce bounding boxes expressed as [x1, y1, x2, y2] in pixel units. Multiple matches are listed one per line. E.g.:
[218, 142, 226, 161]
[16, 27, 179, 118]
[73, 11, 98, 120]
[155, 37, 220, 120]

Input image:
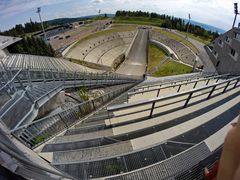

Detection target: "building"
[205, 27, 240, 75]
[0, 35, 22, 57]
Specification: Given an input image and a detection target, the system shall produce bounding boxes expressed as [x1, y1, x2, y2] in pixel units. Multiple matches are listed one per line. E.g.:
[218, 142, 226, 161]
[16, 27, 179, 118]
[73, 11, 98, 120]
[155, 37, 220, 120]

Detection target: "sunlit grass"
[148, 44, 192, 77]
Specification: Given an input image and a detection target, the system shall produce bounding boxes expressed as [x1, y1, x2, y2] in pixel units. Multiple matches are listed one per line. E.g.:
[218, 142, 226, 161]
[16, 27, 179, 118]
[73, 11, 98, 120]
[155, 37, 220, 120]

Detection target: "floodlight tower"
[233, 3, 239, 28]
[36, 7, 47, 42]
[186, 13, 191, 39]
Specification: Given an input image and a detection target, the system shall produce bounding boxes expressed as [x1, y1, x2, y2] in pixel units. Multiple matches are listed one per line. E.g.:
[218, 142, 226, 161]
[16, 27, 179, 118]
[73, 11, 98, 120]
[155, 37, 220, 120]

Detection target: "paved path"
[172, 30, 216, 73]
[117, 29, 148, 76]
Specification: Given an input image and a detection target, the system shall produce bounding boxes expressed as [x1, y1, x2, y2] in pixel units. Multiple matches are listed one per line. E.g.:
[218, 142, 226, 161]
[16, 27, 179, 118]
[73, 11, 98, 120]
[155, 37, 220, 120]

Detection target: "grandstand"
[0, 22, 239, 180]
[150, 30, 203, 68]
[0, 35, 22, 57]
[66, 31, 136, 67]
[1, 54, 98, 72]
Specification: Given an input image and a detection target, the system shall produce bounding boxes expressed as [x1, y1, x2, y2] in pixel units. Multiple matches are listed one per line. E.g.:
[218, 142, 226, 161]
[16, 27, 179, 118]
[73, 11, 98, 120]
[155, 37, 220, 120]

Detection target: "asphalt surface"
[117, 29, 149, 76]
[172, 30, 216, 73]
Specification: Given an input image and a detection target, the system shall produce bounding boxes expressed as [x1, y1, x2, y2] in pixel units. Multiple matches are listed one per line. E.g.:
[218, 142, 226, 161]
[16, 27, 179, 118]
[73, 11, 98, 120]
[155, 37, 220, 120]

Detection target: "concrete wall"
[36, 91, 65, 119]
[150, 39, 178, 60]
[0, 48, 9, 57]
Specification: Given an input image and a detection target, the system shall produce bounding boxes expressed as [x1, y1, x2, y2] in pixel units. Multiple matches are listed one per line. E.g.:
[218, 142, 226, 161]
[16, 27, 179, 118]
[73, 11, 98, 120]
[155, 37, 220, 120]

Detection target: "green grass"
[147, 44, 168, 71]
[148, 44, 192, 77]
[153, 60, 192, 77]
[33, 133, 49, 146]
[154, 29, 199, 54]
[178, 31, 212, 45]
[114, 16, 164, 26]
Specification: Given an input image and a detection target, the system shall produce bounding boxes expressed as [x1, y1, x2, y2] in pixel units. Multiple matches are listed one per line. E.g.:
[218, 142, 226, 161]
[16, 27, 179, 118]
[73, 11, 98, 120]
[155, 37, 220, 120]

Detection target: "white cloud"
[1, 0, 239, 30]
[0, 0, 72, 18]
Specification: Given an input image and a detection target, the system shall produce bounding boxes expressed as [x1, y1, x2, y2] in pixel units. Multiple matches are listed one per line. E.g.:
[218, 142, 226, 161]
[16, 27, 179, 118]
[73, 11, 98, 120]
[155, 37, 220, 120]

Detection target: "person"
[204, 115, 240, 180]
[217, 115, 240, 180]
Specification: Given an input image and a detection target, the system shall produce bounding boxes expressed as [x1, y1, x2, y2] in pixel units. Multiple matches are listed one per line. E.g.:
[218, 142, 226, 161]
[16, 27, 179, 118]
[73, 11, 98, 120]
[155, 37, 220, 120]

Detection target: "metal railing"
[128, 74, 230, 99]
[5, 66, 142, 83]
[133, 73, 218, 91]
[0, 65, 142, 129]
[0, 129, 75, 180]
[108, 76, 240, 119]
[12, 84, 136, 148]
[0, 70, 23, 110]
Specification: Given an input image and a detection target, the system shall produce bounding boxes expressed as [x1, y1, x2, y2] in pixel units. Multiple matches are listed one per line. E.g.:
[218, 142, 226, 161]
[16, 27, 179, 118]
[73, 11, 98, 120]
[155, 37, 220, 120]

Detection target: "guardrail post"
[207, 86, 216, 100]
[177, 85, 182, 93]
[193, 81, 198, 89]
[222, 81, 231, 93]
[234, 79, 239, 88]
[149, 102, 156, 118]
[91, 99, 95, 109]
[184, 92, 193, 108]
[156, 89, 161, 97]
[205, 79, 210, 86]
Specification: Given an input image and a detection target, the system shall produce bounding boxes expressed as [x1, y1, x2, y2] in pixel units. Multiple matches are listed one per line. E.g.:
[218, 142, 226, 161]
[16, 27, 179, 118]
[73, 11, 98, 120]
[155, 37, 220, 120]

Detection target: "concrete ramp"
[117, 29, 149, 76]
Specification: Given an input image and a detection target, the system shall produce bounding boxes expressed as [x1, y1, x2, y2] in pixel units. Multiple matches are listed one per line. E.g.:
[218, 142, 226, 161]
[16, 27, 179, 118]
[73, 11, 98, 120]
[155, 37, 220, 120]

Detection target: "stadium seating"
[66, 31, 136, 66]
[0, 53, 97, 73]
[150, 31, 203, 68]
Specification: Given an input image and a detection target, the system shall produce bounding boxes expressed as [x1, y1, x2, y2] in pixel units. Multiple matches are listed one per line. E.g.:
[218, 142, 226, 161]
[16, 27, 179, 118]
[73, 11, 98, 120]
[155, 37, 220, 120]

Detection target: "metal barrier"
[0, 128, 75, 180]
[0, 66, 142, 130]
[128, 74, 230, 98]
[133, 73, 219, 91]
[0, 70, 23, 110]
[108, 76, 240, 118]
[12, 84, 135, 148]
[5, 66, 142, 83]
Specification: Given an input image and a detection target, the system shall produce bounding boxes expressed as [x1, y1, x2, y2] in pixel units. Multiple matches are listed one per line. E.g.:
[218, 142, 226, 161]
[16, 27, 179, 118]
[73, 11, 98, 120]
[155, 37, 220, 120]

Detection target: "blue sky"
[0, 0, 239, 31]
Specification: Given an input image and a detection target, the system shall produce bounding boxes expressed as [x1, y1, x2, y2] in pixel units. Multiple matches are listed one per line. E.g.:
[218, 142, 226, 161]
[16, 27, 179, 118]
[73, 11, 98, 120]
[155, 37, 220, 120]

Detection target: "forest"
[0, 19, 55, 57]
[115, 10, 219, 40]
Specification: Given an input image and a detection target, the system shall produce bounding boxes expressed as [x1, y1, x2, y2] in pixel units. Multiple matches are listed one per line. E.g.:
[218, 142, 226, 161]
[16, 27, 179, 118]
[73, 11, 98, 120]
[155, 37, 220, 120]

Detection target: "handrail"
[12, 82, 64, 131]
[12, 83, 134, 132]
[128, 74, 230, 96]
[0, 131, 75, 179]
[11, 83, 136, 148]
[133, 73, 220, 91]
[5, 64, 142, 81]
[0, 69, 22, 92]
[108, 76, 240, 112]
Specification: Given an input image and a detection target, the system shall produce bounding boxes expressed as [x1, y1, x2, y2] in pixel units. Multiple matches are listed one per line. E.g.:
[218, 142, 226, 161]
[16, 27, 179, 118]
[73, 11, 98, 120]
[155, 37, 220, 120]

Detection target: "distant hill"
[184, 19, 226, 34]
[47, 14, 115, 26]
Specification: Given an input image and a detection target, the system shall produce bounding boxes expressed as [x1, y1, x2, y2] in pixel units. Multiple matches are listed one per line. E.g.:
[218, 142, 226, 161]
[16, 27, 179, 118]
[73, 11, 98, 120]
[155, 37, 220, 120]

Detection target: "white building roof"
[0, 35, 22, 50]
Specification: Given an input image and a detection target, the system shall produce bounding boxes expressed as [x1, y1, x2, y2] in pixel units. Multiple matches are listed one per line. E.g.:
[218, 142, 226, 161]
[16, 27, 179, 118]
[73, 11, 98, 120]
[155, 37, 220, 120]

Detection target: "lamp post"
[186, 13, 191, 39]
[36, 7, 47, 42]
[233, 3, 239, 28]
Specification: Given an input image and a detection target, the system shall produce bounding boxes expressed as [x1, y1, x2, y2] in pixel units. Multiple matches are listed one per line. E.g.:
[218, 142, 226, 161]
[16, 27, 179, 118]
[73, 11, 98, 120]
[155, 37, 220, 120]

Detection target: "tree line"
[0, 19, 55, 57]
[7, 37, 55, 57]
[0, 19, 48, 36]
[115, 10, 219, 40]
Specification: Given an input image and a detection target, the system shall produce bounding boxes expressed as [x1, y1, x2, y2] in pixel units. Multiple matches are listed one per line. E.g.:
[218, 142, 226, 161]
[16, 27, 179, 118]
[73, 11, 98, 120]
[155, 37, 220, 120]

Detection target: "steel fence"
[12, 84, 135, 148]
